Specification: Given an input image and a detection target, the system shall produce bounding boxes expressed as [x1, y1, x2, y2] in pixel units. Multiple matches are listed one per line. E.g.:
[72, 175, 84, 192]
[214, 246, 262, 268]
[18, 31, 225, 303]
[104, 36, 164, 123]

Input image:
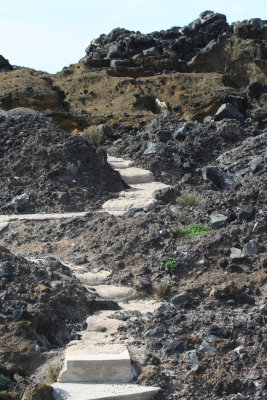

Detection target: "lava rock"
[215, 103, 244, 122]
[144, 142, 165, 155]
[171, 291, 191, 306]
[210, 213, 228, 228]
[154, 187, 179, 204]
[110, 59, 131, 68]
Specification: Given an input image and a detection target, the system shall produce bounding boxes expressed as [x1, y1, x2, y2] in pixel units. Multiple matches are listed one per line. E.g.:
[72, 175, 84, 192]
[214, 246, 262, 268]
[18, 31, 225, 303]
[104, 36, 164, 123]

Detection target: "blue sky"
[0, 0, 266, 73]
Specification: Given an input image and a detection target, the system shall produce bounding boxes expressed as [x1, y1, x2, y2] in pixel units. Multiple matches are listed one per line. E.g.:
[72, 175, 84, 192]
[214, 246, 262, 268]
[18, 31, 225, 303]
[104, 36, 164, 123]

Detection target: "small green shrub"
[177, 194, 202, 207]
[184, 223, 212, 237]
[150, 91, 158, 98]
[81, 126, 103, 147]
[165, 258, 179, 273]
[47, 364, 61, 383]
[172, 223, 212, 238]
[0, 376, 5, 392]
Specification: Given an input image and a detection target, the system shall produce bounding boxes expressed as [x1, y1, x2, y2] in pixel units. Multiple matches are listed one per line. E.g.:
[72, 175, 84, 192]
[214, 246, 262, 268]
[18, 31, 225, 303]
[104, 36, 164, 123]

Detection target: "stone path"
[102, 156, 171, 215]
[52, 262, 162, 399]
[0, 155, 167, 399]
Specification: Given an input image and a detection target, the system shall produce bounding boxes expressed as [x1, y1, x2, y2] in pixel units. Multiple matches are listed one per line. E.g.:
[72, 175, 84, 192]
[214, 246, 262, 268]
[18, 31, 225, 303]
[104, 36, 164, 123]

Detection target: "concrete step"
[118, 167, 155, 185]
[53, 382, 160, 400]
[102, 181, 171, 214]
[0, 211, 89, 223]
[58, 345, 132, 383]
[108, 156, 134, 170]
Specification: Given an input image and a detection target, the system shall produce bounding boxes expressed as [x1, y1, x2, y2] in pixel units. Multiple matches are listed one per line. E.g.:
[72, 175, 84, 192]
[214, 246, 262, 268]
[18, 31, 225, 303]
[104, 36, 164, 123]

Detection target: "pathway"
[1, 155, 170, 399]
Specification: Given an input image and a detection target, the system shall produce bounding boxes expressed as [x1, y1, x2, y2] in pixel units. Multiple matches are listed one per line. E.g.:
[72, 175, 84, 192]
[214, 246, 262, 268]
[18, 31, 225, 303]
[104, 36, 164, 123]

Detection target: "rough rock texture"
[0, 55, 13, 72]
[107, 112, 267, 190]
[84, 11, 229, 64]
[188, 19, 267, 87]
[0, 109, 126, 214]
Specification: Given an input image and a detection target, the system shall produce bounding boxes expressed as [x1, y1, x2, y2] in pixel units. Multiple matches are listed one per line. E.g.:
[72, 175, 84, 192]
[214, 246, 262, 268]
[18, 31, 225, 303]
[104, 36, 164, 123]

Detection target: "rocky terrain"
[0, 108, 125, 214]
[0, 9, 266, 400]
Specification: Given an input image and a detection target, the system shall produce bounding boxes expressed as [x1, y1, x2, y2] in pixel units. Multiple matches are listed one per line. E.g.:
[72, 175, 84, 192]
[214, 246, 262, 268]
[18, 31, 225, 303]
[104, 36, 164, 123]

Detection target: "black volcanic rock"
[0, 55, 13, 72]
[0, 108, 126, 214]
[84, 11, 229, 63]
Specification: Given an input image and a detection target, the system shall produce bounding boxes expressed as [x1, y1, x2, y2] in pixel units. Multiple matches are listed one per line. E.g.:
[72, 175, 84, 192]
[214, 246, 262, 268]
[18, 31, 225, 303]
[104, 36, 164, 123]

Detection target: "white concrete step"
[103, 155, 173, 215]
[102, 181, 171, 214]
[58, 345, 132, 383]
[0, 211, 89, 223]
[53, 382, 160, 400]
[118, 167, 155, 185]
[108, 156, 134, 169]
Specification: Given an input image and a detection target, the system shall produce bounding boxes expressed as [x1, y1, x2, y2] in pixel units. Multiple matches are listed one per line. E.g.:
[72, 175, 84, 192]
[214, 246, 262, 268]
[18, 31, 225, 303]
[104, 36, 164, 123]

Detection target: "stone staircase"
[53, 344, 159, 400]
[102, 156, 171, 215]
[1, 155, 166, 399]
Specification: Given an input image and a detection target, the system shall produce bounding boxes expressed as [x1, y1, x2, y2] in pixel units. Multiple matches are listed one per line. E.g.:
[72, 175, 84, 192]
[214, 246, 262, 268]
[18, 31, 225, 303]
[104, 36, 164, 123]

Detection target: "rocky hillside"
[0, 9, 266, 400]
[0, 12, 266, 131]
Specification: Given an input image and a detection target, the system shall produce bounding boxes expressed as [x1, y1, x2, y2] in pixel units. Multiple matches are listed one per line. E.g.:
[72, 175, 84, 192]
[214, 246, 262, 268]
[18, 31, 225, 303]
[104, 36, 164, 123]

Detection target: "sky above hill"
[0, 0, 266, 73]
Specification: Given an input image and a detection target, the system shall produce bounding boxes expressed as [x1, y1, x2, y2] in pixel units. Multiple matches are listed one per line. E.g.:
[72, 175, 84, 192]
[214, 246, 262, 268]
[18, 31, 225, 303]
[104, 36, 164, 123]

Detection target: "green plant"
[0, 376, 5, 392]
[150, 91, 158, 98]
[172, 223, 212, 238]
[165, 258, 179, 273]
[177, 194, 202, 207]
[184, 223, 212, 237]
[154, 282, 169, 298]
[47, 364, 61, 383]
[81, 126, 103, 147]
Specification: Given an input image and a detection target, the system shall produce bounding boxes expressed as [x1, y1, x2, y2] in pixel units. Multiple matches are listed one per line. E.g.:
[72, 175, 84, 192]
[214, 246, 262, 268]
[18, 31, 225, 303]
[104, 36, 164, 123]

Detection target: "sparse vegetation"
[154, 281, 169, 298]
[184, 223, 212, 237]
[172, 223, 212, 237]
[177, 194, 202, 207]
[47, 364, 61, 383]
[81, 126, 103, 146]
[177, 211, 192, 225]
[165, 258, 179, 273]
[172, 225, 186, 237]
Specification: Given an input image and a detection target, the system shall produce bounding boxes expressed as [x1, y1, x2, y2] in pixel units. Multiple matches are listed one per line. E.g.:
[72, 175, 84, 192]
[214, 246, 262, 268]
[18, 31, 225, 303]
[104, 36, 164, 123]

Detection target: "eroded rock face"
[188, 18, 267, 87]
[0, 109, 126, 214]
[84, 11, 229, 64]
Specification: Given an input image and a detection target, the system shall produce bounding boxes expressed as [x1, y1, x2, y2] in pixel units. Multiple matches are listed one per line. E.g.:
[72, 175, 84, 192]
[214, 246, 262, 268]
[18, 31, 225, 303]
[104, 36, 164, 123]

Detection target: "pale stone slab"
[0, 212, 89, 224]
[53, 383, 160, 400]
[118, 167, 154, 185]
[58, 345, 132, 383]
[108, 156, 134, 169]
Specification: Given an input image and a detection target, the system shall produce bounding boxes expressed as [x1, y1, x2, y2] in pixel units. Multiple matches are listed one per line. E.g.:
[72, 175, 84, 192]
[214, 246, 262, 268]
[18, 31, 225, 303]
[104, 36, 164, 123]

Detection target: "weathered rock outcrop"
[84, 11, 229, 65]
[188, 18, 267, 87]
